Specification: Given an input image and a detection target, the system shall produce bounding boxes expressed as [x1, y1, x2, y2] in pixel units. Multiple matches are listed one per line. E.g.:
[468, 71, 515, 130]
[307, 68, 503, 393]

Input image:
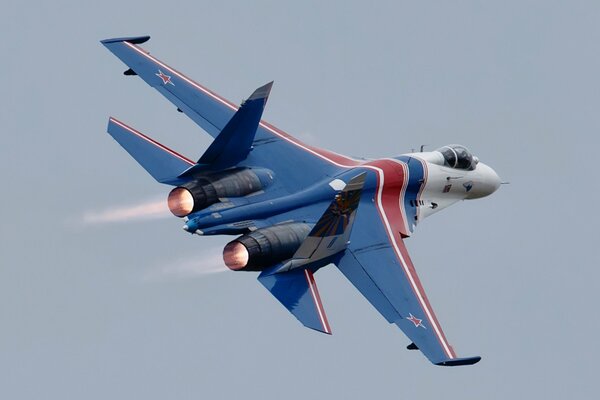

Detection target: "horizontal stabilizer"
[198, 82, 273, 169]
[258, 267, 331, 334]
[107, 117, 194, 185]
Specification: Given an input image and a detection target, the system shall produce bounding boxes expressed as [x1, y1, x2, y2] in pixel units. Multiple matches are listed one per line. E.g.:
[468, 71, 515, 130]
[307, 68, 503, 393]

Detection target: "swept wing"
[336, 176, 480, 366]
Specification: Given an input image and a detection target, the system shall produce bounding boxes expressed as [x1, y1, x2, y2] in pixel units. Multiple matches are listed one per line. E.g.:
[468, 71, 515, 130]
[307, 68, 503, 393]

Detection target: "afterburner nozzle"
[223, 241, 249, 270]
[168, 187, 194, 217]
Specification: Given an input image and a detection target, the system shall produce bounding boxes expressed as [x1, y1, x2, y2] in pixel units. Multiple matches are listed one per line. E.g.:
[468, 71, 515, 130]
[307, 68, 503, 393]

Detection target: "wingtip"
[436, 356, 482, 367]
[100, 35, 151, 45]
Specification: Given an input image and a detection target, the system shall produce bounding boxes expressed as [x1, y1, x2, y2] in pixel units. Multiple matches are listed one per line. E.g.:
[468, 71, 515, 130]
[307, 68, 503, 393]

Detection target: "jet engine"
[167, 168, 273, 217]
[223, 223, 311, 271]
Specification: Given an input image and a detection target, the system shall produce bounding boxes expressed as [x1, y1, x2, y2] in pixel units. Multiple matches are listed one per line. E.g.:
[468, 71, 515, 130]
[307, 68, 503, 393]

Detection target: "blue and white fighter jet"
[101, 36, 501, 367]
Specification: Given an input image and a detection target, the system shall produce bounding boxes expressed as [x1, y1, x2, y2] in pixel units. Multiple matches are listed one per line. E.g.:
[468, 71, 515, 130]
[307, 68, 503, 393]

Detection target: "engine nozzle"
[167, 168, 273, 218]
[222, 223, 311, 271]
[223, 241, 250, 270]
[167, 187, 195, 217]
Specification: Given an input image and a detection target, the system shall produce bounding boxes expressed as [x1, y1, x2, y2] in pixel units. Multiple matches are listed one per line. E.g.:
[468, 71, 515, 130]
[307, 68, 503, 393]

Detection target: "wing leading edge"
[335, 179, 481, 366]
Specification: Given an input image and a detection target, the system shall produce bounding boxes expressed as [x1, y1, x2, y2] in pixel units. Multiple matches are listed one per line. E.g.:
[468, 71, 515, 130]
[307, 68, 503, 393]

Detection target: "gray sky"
[2, 1, 598, 398]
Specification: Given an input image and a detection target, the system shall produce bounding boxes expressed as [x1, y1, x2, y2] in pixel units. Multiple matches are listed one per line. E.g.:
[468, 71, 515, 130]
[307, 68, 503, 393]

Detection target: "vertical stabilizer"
[198, 82, 273, 169]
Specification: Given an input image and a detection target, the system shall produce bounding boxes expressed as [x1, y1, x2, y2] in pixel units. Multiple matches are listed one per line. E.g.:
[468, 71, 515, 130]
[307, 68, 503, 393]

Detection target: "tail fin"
[197, 81, 273, 169]
[107, 117, 195, 185]
[292, 172, 366, 261]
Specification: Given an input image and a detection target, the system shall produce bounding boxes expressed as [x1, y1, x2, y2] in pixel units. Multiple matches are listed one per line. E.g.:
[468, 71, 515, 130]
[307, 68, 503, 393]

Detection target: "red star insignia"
[155, 69, 174, 86]
[407, 313, 426, 329]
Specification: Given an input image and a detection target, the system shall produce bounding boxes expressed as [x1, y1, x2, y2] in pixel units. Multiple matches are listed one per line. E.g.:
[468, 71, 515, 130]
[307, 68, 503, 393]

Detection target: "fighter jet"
[101, 36, 501, 366]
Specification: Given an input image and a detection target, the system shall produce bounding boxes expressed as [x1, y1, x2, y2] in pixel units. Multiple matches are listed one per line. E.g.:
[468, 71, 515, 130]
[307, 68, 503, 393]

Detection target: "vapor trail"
[144, 248, 229, 282]
[81, 198, 230, 281]
[82, 197, 170, 224]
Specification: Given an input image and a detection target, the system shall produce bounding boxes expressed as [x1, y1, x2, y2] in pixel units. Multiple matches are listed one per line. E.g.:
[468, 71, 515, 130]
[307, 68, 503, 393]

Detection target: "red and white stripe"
[109, 117, 195, 166]
[122, 41, 454, 358]
[386, 158, 412, 235]
[415, 159, 429, 222]
[304, 269, 332, 334]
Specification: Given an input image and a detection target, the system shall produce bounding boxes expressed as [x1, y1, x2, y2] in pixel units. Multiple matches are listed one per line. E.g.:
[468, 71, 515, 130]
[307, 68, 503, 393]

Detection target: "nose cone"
[466, 163, 501, 199]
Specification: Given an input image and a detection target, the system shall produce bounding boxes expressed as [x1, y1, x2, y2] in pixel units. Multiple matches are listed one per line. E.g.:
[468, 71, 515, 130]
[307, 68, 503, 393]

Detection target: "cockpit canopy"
[436, 145, 478, 170]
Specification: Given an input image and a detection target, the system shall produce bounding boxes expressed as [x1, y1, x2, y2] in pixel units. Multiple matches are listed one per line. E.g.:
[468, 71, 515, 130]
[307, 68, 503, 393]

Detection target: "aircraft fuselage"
[184, 149, 500, 236]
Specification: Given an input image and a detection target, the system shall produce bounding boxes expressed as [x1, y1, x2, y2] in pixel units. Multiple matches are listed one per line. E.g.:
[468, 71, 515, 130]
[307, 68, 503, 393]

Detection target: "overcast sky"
[2, 1, 599, 398]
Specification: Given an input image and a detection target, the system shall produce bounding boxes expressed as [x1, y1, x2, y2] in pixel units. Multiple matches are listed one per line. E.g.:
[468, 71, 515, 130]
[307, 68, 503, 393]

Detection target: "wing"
[335, 182, 481, 366]
[101, 36, 359, 192]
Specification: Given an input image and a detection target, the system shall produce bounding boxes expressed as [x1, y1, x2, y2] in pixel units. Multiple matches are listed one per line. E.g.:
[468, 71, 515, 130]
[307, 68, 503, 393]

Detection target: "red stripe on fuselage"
[365, 159, 411, 237]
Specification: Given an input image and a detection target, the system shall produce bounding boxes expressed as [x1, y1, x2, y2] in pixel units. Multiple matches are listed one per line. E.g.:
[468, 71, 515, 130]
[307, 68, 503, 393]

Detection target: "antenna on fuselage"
[419, 144, 427, 152]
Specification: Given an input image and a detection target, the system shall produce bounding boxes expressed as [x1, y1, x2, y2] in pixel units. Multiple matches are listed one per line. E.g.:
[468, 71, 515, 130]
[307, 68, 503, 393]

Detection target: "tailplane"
[258, 266, 332, 334]
[107, 117, 194, 185]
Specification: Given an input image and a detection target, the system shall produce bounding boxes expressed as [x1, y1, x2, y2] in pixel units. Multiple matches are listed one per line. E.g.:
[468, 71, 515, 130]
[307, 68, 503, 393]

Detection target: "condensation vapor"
[82, 197, 170, 224]
[144, 247, 229, 282]
[81, 198, 229, 281]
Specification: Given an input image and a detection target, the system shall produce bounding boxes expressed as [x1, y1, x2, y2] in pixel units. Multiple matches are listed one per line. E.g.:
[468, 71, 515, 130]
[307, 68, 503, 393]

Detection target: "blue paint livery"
[258, 265, 331, 334]
[101, 38, 343, 192]
[100, 36, 499, 367]
[396, 156, 425, 232]
[198, 82, 272, 169]
[107, 117, 193, 185]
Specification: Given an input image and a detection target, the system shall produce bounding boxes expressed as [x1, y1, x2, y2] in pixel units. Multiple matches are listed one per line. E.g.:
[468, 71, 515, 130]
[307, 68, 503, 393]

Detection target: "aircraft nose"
[484, 164, 501, 193]
[466, 163, 501, 199]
